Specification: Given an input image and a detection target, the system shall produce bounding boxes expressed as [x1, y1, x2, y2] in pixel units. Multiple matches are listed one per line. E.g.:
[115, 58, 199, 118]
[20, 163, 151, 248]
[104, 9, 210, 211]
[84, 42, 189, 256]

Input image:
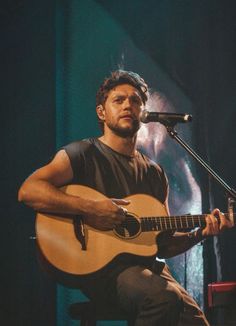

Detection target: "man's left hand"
[202, 208, 234, 237]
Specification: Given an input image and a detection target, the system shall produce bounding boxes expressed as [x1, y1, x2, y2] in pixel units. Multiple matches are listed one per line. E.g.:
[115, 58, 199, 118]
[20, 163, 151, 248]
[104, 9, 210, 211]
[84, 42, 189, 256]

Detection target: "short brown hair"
[96, 70, 149, 131]
[96, 70, 148, 106]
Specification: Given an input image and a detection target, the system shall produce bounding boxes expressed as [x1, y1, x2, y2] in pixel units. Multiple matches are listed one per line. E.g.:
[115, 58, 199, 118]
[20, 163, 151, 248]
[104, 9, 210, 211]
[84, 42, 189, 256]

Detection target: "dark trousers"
[116, 264, 210, 326]
[81, 263, 210, 326]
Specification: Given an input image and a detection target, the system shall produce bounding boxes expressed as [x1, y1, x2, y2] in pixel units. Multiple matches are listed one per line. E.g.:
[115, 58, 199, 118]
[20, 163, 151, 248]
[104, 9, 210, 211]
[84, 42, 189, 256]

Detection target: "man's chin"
[106, 120, 140, 138]
[113, 127, 139, 138]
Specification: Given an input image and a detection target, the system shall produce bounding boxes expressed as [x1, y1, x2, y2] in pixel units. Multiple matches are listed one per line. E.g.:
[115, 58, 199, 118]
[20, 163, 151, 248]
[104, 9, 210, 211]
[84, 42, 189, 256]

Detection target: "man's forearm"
[18, 179, 92, 215]
[19, 179, 129, 231]
[157, 229, 205, 259]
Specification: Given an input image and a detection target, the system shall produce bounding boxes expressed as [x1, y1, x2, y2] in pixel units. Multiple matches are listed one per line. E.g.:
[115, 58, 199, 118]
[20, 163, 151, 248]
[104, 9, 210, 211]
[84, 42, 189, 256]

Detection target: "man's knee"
[133, 288, 183, 325]
[166, 290, 184, 325]
[147, 286, 183, 311]
[164, 287, 182, 303]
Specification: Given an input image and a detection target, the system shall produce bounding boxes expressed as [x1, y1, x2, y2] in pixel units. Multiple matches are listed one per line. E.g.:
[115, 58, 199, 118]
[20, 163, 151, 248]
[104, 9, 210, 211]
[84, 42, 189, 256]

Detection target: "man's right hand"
[85, 198, 130, 230]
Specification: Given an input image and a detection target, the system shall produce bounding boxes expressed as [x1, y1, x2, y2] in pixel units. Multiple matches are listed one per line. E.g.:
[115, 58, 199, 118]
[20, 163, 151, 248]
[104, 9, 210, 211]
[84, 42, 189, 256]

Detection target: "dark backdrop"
[1, 0, 235, 325]
[1, 1, 56, 325]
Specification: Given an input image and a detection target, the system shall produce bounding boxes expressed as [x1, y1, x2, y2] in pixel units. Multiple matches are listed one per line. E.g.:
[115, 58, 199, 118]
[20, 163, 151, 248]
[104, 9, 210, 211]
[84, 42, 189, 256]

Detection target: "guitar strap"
[73, 216, 87, 250]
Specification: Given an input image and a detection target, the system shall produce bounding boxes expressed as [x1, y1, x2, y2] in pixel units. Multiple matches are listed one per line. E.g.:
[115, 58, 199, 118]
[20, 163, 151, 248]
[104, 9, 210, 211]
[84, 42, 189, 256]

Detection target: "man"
[18, 70, 233, 325]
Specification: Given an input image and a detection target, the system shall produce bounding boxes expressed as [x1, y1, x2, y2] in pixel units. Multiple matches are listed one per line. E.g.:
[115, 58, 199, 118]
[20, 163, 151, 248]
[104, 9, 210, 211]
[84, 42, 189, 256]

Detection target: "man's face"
[98, 84, 144, 138]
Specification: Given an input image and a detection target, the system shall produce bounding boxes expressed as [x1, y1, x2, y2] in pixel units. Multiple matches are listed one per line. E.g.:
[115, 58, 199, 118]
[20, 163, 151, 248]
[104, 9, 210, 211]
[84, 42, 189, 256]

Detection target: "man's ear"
[96, 105, 105, 121]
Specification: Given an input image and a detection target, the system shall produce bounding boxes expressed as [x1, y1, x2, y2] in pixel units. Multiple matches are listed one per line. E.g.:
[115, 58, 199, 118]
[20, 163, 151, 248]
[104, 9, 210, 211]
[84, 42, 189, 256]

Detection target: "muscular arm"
[18, 150, 86, 214]
[157, 230, 203, 259]
[157, 208, 233, 259]
[18, 150, 129, 230]
[155, 199, 197, 258]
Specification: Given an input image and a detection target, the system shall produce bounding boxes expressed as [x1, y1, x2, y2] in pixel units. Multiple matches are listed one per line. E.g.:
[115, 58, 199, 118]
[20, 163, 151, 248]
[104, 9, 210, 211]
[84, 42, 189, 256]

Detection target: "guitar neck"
[140, 213, 234, 232]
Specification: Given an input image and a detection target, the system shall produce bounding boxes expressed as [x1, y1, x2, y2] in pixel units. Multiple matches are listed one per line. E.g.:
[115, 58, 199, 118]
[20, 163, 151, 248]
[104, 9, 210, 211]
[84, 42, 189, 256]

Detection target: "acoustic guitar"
[36, 185, 235, 280]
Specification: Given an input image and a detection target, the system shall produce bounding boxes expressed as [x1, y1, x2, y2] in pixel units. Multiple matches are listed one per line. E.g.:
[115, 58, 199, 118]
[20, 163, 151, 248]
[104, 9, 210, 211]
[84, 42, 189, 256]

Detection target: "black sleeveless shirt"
[64, 138, 168, 203]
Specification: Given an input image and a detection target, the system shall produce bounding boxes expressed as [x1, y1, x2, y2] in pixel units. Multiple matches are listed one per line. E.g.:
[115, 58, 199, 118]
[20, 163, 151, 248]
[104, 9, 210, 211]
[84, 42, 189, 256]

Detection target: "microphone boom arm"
[165, 125, 236, 200]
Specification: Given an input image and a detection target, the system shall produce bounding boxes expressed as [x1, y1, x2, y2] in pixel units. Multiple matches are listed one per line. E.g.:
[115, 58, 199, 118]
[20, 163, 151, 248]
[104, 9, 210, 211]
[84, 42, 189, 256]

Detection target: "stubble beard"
[107, 119, 140, 138]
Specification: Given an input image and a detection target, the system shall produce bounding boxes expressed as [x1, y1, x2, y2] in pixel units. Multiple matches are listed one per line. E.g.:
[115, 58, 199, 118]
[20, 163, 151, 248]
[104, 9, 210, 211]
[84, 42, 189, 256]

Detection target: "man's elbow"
[18, 183, 27, 202]
[18, 181, 32, 204]
[18, 179, 48, 212]
[157, 247, 173, 259]
[157, 247, 167, 259]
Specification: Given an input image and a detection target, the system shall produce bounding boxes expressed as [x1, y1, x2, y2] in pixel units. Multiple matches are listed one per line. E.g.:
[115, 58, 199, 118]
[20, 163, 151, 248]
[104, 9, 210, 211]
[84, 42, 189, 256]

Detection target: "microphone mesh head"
[140, 110, 149, 123]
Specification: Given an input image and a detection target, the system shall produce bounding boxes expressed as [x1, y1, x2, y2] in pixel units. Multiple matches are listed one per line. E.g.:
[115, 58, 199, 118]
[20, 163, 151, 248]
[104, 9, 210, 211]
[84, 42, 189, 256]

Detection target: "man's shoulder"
[62, 138, 100, 159]
[64, 138, 96, 152]
[137, 150, 163, 172]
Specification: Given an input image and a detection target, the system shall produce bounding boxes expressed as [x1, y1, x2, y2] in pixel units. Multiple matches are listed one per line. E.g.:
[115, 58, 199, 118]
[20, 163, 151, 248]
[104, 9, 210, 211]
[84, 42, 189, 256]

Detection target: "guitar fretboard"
[139, 214, 229, 232]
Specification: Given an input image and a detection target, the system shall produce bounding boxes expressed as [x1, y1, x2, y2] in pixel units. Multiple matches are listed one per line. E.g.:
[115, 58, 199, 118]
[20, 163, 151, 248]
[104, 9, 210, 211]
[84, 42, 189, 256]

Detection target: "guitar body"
[36, 185, 168, 281]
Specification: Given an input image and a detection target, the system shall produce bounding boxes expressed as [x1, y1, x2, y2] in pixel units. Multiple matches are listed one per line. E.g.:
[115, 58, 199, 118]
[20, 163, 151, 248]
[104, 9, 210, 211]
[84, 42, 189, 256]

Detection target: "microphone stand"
[164, 123, 236, 220]
[160, 121, 235, 316]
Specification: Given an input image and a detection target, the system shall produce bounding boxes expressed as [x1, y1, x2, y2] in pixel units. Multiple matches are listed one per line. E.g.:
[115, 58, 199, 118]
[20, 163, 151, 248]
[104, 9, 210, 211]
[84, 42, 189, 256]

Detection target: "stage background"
[1, 0, 236, 325]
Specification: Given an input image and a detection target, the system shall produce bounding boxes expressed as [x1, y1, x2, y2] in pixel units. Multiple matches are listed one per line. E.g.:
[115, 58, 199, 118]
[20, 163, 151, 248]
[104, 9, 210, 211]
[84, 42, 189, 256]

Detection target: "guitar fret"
[180, 217, 183, 229]
[156, 219, 159, 231]
[175, 217, 179, 229]
[152, 217, 156, 231]
[166, 217, 169, 230]
[175, 218, 178, 229]
[199, 215, 205, 227]
[150, 217, 153, 230]
[188, 215, 191, 228]
[160, 218, 163, 230]
[185, 215, 188, 228]
[151, 217, 157, 230]
[151, 218, 155, 230]
[148, 217, 152, 231]
[191, 215, 194, 228]
[198, 216, 201, 227]
[182, 216, 185, 228]
[188, 216, 191, 228]
[169, 216, 172, 229]
[192, 215, 198, 228]
[164, 217, 167, 230]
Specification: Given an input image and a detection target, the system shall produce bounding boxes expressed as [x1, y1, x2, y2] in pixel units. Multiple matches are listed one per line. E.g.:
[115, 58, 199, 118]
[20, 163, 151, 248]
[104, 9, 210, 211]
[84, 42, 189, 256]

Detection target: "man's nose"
[123, 98, 132, 109]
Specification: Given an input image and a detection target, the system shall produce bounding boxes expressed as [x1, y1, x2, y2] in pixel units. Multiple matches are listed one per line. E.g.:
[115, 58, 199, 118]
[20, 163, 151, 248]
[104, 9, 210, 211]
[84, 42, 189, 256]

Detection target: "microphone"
[140, 110, 192, 124]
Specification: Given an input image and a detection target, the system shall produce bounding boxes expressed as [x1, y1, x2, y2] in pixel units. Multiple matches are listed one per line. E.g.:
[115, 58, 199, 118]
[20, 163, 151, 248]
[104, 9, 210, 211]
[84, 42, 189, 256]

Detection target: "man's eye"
[114, 98, 123, 103]
[132, 97, 141, 105]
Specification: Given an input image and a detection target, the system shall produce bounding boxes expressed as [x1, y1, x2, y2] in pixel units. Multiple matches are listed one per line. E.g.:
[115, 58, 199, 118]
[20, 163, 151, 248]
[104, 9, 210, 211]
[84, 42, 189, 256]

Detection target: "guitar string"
[117, 213, 234, 229]
[122, 213, 232, 222]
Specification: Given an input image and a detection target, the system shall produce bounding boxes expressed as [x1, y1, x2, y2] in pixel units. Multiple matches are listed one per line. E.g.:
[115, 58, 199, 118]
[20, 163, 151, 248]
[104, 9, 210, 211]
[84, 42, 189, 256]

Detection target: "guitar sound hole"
[114, 214, 140, 239]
